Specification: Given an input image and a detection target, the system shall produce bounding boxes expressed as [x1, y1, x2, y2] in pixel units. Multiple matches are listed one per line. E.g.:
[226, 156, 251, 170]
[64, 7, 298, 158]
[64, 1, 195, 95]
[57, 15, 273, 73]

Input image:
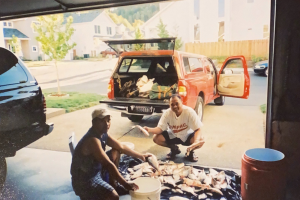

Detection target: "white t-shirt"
[157, 105, 203, 142]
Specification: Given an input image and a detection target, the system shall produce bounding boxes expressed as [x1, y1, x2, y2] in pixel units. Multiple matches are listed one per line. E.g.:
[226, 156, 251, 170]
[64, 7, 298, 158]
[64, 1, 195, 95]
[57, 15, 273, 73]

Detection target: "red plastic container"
[242, 148, 287, 200]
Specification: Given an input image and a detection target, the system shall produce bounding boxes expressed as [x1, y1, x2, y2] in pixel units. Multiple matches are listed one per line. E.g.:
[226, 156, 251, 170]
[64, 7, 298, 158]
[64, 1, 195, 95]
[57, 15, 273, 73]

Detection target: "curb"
[46, 108, 66, 120]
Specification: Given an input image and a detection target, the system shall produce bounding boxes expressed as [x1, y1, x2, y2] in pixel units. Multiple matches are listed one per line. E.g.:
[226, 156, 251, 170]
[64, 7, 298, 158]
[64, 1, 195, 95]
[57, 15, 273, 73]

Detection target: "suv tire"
[214, 95, 225, 105]
[0, 158, 7, 192]
[128, 115, 143, 122]
[195, 96, 204, 122]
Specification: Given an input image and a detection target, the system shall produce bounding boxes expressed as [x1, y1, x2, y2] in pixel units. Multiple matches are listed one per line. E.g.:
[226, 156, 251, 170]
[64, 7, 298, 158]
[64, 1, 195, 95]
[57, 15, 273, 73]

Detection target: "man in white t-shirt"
[144, 94, 205, 162]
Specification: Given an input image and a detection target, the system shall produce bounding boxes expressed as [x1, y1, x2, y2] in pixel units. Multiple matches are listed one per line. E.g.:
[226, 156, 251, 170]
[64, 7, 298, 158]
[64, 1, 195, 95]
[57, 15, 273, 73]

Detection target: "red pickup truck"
[100, 38, 250, 122]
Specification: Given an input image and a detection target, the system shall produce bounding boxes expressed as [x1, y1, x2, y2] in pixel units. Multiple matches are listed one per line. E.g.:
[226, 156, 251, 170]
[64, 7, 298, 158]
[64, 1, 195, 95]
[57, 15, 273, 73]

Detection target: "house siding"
[0, 23, 5, 48]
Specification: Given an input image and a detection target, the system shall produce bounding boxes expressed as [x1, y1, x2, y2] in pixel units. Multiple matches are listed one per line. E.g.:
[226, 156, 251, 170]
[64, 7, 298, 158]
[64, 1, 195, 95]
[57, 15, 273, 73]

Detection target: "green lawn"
[44, 92, 107, 113]
[260, 104, 267, 113]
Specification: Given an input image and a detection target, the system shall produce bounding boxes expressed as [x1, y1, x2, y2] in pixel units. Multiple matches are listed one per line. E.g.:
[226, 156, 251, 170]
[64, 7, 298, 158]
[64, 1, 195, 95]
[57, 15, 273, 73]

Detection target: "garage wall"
[0, 23, 5, 47]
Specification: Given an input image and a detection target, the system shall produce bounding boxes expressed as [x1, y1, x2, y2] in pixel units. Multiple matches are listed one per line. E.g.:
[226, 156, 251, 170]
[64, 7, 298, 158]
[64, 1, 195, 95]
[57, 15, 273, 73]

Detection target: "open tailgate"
[103, 37, 176, 55]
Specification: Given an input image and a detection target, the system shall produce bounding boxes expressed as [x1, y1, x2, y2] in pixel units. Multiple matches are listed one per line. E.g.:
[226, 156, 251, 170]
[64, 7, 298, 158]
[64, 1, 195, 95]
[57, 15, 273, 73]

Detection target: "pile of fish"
[125, 154, 231, 200]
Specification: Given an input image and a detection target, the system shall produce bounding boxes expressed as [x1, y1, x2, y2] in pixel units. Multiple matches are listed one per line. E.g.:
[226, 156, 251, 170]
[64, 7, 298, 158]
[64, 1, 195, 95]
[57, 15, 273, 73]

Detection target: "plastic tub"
[241, 148, 287, 200]
[129, 177, 161, 200]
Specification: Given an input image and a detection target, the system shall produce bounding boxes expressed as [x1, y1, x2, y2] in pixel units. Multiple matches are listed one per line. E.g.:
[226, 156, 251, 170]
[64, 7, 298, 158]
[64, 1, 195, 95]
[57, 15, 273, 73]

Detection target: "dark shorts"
[161, 131, 195, 146]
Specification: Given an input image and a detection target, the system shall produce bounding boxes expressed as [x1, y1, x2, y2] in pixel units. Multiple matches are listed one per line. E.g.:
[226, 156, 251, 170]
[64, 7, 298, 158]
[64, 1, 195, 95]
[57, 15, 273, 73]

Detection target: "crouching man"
[144, 94, 205, 162]
[71, 108, 151, 200]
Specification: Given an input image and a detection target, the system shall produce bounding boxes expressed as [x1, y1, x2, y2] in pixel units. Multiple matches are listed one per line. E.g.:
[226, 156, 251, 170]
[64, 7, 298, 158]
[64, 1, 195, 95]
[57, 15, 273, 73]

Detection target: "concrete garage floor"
[28, 102, 265, 169]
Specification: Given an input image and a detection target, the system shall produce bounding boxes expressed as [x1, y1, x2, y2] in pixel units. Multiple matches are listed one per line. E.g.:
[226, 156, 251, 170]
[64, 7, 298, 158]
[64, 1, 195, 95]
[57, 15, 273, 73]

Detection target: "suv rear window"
[0, 63, 28, 86]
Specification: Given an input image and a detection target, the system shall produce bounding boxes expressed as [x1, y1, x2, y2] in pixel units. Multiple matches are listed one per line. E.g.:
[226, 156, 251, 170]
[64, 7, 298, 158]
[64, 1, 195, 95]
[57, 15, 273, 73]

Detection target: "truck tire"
[0, 158, 7, 192]
[195, 96, 204, 122]
[214, 95, 225, 105]
[128, 115, 143, 122]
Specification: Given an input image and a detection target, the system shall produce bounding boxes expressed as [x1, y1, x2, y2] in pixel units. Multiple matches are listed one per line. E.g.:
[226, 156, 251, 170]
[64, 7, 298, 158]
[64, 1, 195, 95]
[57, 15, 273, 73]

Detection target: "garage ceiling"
[0, 0, 171, 20]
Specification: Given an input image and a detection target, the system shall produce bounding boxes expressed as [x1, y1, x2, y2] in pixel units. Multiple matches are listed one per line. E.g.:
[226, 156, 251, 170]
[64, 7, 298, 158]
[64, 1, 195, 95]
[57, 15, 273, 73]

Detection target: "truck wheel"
[195, 96, 204, 122]
[214, 95, 225, 105]
[0, 158, 7, 192]
[128, 115, 143, 122]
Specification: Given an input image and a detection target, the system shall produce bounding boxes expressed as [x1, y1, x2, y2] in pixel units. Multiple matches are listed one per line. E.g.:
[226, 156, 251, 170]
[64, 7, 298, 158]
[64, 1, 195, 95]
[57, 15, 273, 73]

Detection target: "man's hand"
[125, 182, 139, 191]
[141, 153, 152, 162]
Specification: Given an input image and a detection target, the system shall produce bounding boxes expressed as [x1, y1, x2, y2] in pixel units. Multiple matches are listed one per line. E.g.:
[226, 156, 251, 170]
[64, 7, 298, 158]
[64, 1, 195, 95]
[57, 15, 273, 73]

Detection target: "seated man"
[71, 108, 150, 200]
[144, 94, 205, 162]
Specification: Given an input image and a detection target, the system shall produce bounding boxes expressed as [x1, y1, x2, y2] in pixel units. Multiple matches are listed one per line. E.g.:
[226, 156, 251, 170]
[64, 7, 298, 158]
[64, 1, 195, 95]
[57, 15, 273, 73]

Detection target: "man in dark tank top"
[71, 108, 151, 200]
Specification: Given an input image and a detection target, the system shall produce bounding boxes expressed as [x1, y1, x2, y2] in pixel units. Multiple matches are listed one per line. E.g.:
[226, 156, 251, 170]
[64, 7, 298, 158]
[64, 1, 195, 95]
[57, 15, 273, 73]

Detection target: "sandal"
[185, 150, 198, 162]
[166, 146, 181, 159]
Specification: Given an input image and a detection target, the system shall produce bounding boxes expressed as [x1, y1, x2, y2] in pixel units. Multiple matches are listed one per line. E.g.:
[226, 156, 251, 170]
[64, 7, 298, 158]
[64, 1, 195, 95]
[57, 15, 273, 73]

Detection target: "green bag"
[149, 83, 178, 100]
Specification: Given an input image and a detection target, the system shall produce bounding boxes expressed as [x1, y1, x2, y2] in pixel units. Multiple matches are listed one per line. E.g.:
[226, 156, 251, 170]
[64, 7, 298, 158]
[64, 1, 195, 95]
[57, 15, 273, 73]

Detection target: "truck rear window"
[118, 57, 172, 74]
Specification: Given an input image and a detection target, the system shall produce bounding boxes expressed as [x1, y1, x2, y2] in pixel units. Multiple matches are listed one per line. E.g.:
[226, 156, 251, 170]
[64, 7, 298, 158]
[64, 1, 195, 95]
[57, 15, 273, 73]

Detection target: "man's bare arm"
[143, 126, 163, 135]
[85, 137, 128, 187]
[107, 135, 148, 161]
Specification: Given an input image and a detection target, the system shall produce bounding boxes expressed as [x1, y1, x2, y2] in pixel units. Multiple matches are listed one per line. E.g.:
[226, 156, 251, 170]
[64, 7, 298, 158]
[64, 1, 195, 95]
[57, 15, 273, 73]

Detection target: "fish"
[133, 162, 148, 171]
[173, 174, 181, 183]
[158, 176, 164, 183]
[177, 163, 185, 169]
[164, 176, 176, 187]
[134, 125, 150, 136]
[169, 197, 189, 200]
[220, 180, 228, 189]
[173, 168, 183, 175]
[179, 184, 197, 196]
[147, 154, 160, 172]
[179, 169, 189, 178]
[188, 173, 197, 180]
[198, 193, 207, 199]
[197, 169, 206, 182]
[142, 167, 153, 174]
[172, 188, 184, 194]
[127, 168, 134, 174]
[131, 168, 143, 179]
[217, 171, 226, 182]
[183, 178, 211, 189]
[204, 174, 213, 185]
[209, 168, 219, 177]
[161, 186, 171, 191]
[208, 187, 224, 195]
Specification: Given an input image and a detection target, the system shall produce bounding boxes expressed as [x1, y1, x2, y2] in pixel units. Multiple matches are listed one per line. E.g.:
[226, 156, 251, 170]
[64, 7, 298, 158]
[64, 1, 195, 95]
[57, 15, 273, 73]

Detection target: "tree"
[134, 28, 144, 51]
[171, 25, 184, 50]
[132, 19, 144, 29]
[8, 35, 21, 54]
[32, 14, 76, 95]
[106, 11, 134, 31]
[156, 19, 170, 50]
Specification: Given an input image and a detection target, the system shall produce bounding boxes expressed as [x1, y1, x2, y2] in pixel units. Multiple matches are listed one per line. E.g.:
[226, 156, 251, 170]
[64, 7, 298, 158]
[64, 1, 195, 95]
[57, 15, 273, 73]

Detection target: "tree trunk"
[54, 60, 61, 95]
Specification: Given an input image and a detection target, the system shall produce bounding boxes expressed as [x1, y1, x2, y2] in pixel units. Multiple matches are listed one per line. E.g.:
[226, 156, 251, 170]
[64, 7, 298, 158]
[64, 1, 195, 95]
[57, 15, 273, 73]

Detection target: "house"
[141, 0, 200, 50]
[68, 10, 117, 58]
[199, 0, 271, 43]
[7, 18, 43, 60]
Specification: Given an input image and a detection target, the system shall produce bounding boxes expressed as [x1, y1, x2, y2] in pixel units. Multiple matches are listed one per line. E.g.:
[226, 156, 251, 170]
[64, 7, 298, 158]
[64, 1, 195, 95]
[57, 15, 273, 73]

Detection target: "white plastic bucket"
[121, 142, 135, 150]
[129, 177, 161, 200]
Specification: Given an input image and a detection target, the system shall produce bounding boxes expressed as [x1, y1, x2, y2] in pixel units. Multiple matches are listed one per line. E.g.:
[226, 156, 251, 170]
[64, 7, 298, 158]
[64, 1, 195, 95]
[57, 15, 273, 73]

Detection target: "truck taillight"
[108, 78, 114, 99]
[178, 86, 187, 96]
[43, 95, 47, 112]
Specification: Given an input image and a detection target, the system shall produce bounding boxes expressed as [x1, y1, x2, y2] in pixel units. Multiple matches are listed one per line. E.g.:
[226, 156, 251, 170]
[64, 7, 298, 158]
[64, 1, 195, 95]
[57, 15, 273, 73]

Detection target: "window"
[3, 22, 7, 27]
[204, 59, 215, 74]
[8, 22, 12, 27]
[107, 27, 112, 35]
[183, 57, 190, 73]
[218, 22, 225, 42]
[263, 25, 269, 39]
[119, 59, 131, 73]
[128, 59, 151, 73]
[32, 46, 37, 52]
[188, 57, 203, 72]
[94, 25, 100, 34]
[218, 0, 225, 17]
[0, 63, 28, 86]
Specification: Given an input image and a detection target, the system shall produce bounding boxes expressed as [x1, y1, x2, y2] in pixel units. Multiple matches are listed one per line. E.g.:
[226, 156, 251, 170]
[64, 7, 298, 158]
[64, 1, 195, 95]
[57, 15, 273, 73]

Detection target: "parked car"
[100, 38, 250, 122]
[100, 48, 117, 57]
[253, 60, 268, 76]
[0, 47, 54, 191]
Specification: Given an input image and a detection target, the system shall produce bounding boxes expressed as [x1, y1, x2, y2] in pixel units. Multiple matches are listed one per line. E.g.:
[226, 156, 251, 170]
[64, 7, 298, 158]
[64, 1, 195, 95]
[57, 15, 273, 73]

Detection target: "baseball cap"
[92, 108, 111, 120]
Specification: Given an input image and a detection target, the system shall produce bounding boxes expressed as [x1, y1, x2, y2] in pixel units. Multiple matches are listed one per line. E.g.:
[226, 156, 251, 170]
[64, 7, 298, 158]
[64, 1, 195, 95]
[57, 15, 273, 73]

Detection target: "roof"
[64, 10, 102, 24]
[3, 28, 29, 39]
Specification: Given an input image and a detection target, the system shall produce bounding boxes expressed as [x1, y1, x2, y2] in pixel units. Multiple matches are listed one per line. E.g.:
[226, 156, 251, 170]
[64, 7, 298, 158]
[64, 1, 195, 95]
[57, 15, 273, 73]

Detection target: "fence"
[185, 40, 269, 60]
